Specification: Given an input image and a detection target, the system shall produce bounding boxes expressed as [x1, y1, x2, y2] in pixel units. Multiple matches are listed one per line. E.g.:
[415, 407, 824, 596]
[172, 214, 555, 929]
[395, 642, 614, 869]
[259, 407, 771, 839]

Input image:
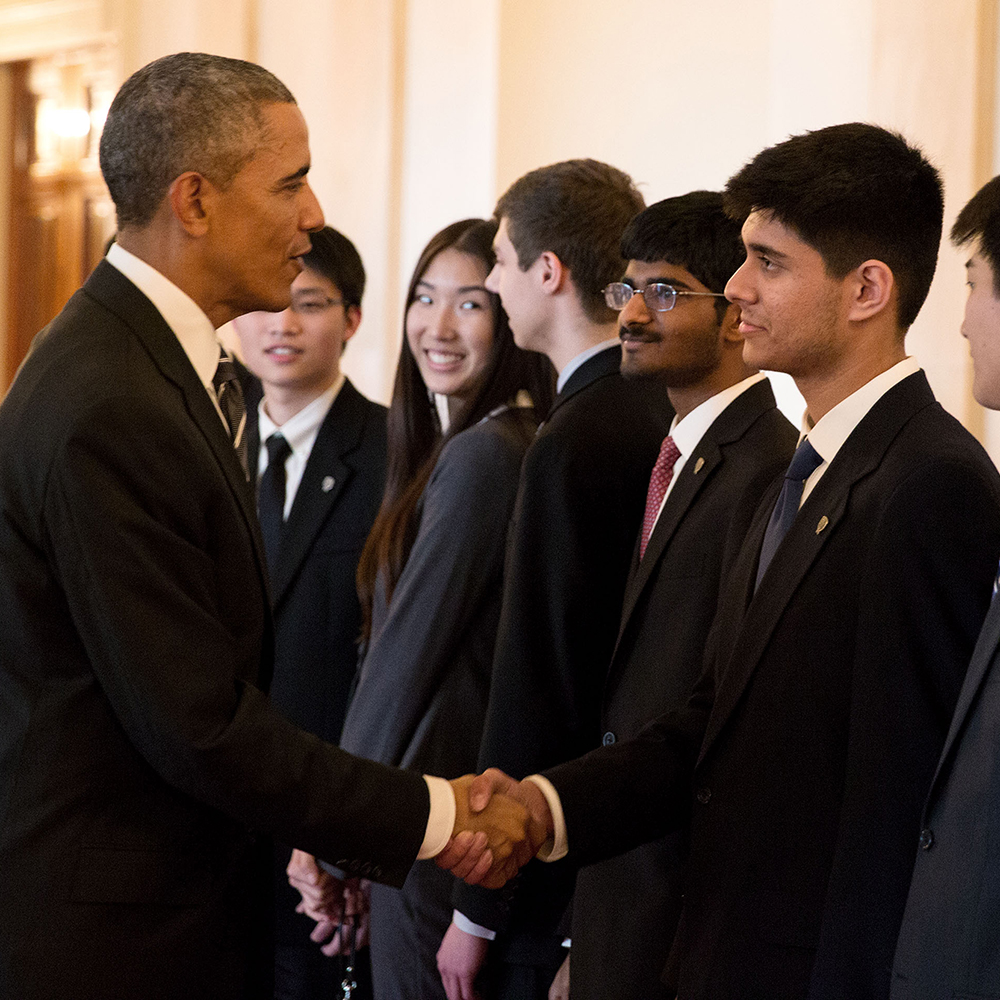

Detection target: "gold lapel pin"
[694, 457, 705, 474]
[322, 476, 336, 492]
[816, 515, 829, 534]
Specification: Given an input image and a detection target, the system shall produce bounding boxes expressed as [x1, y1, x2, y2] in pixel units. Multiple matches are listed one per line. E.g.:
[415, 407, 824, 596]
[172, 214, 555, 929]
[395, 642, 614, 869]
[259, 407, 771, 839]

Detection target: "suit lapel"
[83, 262, 270, 589]
[270, 381, 365, 607]
[545, 343, 623, 423]
[697, 371, 936, 765]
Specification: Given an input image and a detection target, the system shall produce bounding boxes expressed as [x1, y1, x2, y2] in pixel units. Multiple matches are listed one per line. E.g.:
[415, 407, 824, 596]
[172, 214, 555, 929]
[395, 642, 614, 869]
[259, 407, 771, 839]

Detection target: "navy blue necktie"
[755, 438, 823, 590]
[257, 432, 292, 576]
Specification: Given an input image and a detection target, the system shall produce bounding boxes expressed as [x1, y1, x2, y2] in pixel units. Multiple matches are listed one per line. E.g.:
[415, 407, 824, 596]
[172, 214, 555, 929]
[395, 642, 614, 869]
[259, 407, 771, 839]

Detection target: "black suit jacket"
[455, 344, 673, 959]
[570, 378, 796, 1000]
[0, 262, 429, 1000]
[891, 585, 1000, 998]
[546, 371, 1000, 1000]
[247, 378, 387, 744]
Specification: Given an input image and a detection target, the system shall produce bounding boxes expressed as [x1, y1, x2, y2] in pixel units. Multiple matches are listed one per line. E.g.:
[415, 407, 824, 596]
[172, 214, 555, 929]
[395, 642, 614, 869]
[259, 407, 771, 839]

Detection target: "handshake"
[436, 769, 555, 889]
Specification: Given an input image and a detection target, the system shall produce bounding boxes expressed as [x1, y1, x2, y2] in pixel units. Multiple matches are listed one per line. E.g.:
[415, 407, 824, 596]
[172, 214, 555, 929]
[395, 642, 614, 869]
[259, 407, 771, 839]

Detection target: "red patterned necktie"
[640, 435, 681, 560]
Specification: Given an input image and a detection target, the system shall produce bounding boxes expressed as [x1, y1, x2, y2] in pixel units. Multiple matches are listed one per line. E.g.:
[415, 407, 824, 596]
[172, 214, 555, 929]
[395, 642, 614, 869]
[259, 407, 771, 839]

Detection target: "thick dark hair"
[621, 191, 745, 322]
[100, 52, 295, 228]
[723, 122, 943, 330]
[357, 219, 555, 639]
[495, 158, 645, 323]
[951, 175, 1000, 295]
[302, 226, 366, 308]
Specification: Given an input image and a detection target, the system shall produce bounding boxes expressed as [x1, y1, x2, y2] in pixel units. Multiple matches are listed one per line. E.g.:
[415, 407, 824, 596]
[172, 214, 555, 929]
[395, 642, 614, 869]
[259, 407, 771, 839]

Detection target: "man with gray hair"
[0, 52, 536, 1000]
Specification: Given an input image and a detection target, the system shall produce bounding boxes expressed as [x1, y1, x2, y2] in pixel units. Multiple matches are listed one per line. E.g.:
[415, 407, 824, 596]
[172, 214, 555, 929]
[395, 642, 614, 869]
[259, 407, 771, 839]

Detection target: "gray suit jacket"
[892, 591, 1000, 1000]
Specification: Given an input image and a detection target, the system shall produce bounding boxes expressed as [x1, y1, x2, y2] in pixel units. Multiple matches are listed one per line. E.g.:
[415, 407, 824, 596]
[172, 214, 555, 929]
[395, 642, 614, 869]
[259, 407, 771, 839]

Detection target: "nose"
[431, 305, 457, 341]
[484, 263, 500, 294]
[724, 259, 752, 304]
[619, 287, 652, 325]
[277, 307, 301, 335]
[300, 181, 325, 232]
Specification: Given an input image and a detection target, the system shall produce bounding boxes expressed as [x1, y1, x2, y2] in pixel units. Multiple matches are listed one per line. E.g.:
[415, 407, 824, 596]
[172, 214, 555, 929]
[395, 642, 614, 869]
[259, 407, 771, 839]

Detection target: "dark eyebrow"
[457, 285, 489, 295]
[276, 164, 310, 186]
[622, 276, 694, 291]
[746, 240, 789, 261]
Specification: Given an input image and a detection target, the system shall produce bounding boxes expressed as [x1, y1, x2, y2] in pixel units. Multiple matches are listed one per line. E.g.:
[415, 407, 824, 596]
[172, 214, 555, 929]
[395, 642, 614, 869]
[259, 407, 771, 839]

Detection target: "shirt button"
[696, 787, 712, 805]
[602, 731, 616, 746]
[918, 828, 934, 851]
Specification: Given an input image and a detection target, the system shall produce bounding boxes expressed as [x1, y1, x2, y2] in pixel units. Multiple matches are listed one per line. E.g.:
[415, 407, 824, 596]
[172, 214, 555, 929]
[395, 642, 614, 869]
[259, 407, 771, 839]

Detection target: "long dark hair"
[357, 218, 554, 641]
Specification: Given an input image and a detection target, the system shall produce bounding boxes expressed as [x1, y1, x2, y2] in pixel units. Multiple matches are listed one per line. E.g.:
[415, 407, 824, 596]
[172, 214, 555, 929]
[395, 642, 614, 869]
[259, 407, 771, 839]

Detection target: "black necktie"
[755, 438, 824, 590]
[212, 352, 248, 476]
[258, 432, 292, 576]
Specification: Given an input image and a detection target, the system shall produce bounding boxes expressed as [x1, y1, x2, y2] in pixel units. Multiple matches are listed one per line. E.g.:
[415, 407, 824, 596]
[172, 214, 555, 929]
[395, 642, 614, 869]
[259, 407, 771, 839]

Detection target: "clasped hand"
[435, 770, 554, 889]
[286, 849, 369, 956]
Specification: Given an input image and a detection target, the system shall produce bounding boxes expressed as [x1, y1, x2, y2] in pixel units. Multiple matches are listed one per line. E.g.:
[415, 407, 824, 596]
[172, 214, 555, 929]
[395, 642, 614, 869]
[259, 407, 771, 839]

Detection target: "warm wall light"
[51, 106, 91, 139]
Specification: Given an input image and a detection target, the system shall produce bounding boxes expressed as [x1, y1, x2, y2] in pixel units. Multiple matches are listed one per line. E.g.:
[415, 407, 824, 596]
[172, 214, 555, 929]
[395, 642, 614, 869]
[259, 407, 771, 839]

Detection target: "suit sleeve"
[45, 392, 428, 886]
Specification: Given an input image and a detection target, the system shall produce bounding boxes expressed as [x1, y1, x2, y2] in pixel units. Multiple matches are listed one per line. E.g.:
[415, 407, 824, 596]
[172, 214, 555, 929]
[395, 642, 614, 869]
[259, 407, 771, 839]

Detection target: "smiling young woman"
[334, 219, 554, 999]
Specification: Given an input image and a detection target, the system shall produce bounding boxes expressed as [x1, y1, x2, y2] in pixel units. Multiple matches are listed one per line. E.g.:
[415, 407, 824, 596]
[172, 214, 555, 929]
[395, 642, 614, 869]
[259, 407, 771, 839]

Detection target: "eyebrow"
[745, 240, 789, 261]
[415, 279, 489, 294]
[630, 276, 695, 291]
[276, 163, 310, 186]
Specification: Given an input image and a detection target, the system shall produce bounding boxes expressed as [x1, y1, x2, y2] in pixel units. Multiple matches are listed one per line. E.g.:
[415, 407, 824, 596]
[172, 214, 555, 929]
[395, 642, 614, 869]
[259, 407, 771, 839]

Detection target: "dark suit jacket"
[891, 592, 1000, 998]
[545, 371, 1000, 1000]
[570, 378, 797, 1000]
[0, 261, 429, 1000]
[455, 344, 674, 961]
[247, 378, 387, 745]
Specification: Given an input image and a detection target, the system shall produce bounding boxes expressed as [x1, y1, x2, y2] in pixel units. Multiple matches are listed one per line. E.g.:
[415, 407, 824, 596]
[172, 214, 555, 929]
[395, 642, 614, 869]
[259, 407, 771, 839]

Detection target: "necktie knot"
[785, 437, 823, 483]
[265, 432, 292, 468]
[640, 435, 682, 561]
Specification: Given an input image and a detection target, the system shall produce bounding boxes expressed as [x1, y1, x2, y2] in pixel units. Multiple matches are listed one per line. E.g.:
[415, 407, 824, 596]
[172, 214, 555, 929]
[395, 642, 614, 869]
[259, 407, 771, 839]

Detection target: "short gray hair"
[99, 52, 296, 228]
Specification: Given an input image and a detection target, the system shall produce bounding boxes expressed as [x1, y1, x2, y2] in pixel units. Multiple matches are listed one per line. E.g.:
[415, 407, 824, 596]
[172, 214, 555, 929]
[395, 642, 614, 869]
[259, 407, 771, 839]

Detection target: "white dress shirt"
[105, 244, 455, 859]
[257, 375, 344, 519]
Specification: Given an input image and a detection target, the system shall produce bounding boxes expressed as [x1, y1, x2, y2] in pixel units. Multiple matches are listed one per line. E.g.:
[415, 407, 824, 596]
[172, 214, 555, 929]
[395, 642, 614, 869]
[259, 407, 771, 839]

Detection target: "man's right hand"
[435, 772, 549, 889]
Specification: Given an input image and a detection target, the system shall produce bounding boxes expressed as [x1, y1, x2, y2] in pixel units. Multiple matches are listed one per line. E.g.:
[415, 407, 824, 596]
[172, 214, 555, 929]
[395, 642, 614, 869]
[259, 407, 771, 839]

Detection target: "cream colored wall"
[0, 0, 996, 436]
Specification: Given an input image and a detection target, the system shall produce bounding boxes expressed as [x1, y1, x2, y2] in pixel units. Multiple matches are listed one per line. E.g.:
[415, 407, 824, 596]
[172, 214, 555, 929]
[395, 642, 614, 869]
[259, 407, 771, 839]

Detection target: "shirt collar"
[669, 373, 767, 458]
[802, 356, 921, 461]
[556, 337, 622, 393]
[105, 242, 221, 389]
[258, 376, 344, 453]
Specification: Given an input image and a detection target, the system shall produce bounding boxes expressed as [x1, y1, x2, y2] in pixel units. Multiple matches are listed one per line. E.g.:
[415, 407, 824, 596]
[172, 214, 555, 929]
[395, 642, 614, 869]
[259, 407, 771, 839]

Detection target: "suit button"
[918, 828, 934, 851]
[696, 787, 712, 805]
[602, 731, 616, 746]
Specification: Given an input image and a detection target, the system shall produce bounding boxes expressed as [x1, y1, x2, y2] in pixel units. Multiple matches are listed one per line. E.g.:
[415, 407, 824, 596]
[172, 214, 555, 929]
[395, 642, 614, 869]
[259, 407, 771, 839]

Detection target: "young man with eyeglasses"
[565, 190, 796, 1000]
[234, 225, 386, 1000]
[438, 159, 674, 1000]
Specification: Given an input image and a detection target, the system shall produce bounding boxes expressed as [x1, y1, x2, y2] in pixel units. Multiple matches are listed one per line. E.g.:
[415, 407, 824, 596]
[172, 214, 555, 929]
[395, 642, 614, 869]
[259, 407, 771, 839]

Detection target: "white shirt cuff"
[452, 910, 497, 940]
[525, 773, 568, 861]
[417, 774, 456, 859]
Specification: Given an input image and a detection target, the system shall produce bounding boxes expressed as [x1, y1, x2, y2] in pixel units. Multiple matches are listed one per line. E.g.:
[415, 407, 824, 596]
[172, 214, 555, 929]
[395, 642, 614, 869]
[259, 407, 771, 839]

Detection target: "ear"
[536, 250, 567, 296]
[167, 171, 212, 236]
[342, 304, 362, 343]
[846, 260, 894, 322]
[720, 301, 744, 344]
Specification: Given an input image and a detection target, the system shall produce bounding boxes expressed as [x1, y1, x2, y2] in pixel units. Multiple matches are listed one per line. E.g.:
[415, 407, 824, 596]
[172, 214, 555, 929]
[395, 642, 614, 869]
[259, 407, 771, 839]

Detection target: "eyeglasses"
[603, 282, 727, 312]
[289, 295, 345, 315]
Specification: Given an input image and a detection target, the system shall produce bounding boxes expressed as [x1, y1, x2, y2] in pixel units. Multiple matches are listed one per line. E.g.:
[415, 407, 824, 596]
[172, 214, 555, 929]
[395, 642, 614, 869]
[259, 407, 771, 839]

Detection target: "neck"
[262, 376, 338, 427]
[669, 362, 756, 422]
[548, 319, 618, 375]
[797, 341, 906, 424]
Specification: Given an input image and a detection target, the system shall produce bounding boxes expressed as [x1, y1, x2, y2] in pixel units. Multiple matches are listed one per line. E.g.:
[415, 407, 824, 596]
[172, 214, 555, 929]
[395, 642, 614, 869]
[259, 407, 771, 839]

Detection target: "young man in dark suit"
[891, 175, 1000, 999]
[438, 160, 674, 1000]
[234, 226, 385, 1000]
[566, 191, 797, 1000]
[465, 123, 1000, 1000]
[0, 52, 535, 1000]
